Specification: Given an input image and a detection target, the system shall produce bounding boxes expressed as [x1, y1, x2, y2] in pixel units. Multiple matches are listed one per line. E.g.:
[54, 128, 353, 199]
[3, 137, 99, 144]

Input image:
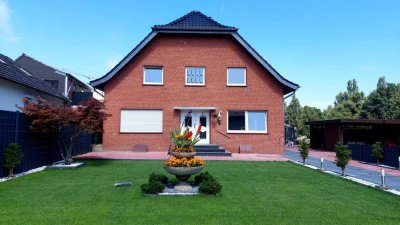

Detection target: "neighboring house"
[0, 53, 68, 111]
[15, 54, 92, 104]
[90, 11, 299, 154]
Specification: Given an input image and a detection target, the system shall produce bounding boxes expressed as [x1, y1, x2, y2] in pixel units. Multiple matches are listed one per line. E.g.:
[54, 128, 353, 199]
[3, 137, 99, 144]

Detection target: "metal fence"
[0, 110, 93, 177]
[285, 124, 296, 143]
[348, 143, 400, 168]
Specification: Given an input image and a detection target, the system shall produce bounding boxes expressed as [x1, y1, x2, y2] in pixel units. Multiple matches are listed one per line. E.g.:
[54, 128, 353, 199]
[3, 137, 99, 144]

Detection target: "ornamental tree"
[299, 139, 310, 165]
[335, 143, 351, 176]
[3, 143, 23, 177]
[20, 97, 109, 165]
[372, 141, 384, 164]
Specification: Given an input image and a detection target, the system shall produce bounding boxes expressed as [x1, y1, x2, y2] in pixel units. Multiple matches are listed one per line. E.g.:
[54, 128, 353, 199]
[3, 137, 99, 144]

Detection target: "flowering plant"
[170, 110, 205, 152]
[165, 156, 205, 167]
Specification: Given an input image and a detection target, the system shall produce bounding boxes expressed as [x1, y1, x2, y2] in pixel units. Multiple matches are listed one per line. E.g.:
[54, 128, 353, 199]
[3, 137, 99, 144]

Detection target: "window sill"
[120, 132, 163, 134]
[185, 84, 205, 87]
[227, 131, 268, 134]
[227, 84, 247, 87]
[143, 83, 163, 86]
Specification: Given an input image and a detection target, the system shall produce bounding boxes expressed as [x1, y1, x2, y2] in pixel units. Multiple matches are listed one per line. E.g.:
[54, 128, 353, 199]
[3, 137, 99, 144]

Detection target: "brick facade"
[103, 34, 285, 154]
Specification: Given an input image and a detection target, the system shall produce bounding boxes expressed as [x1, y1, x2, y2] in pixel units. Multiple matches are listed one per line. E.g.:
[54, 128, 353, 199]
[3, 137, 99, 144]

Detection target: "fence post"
[14, 110, 19, 143]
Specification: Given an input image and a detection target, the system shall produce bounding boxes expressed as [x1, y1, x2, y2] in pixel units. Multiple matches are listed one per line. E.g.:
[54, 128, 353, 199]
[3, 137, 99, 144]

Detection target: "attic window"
[186, 67, 205, 86]
[143, 67, 163, 85]
[227, 68, 246, 86]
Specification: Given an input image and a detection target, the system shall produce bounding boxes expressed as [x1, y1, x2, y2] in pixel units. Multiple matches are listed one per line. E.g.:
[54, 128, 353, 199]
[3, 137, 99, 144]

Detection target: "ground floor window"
[227, 111, 267, 133]
[120, 109, 163, 133]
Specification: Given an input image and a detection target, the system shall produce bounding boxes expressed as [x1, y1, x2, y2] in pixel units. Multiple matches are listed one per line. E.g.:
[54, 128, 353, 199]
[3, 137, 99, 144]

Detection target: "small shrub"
[199, 180, 222, 195]
[372, 141, 384, 164]
[141, 182, 165, 194]
[3, 143, 23, 177]
[194, 171, 215, 184]
[299, 139, 310, 165]
[335, 143, 351, 176]
[148, 172, 168, 185]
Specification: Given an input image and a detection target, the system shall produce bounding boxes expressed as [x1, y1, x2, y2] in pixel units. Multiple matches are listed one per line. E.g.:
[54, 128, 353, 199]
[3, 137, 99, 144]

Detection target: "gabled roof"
[0, 53, 68, 100]
[152, 11, 238, 32]
[15, 54, 91, 90]
[90, 11, 299, 94]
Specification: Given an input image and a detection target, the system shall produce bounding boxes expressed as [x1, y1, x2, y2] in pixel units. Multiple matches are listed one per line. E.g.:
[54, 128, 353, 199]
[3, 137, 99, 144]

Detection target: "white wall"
[0, 78, 64, 112]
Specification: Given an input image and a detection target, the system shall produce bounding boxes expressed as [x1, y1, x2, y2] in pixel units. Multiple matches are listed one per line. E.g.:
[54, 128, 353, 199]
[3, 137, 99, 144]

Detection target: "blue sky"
[1, 0, 399, 109]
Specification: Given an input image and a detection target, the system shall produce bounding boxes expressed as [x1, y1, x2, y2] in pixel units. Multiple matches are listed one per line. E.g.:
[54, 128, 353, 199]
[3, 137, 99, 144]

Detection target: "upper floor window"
[45, 80, 59, 89]
[186, 67, 205, 86]
[227, 68, 246, 86]
[143, 67, 163, 85]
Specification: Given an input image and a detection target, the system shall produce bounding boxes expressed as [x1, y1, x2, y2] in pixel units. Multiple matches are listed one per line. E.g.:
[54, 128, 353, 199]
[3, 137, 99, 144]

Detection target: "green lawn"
[0, 160, 399, 225]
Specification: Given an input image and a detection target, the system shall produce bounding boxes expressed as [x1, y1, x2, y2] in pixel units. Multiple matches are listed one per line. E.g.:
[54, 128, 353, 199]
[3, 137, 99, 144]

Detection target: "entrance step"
[194, 144, 232, 157]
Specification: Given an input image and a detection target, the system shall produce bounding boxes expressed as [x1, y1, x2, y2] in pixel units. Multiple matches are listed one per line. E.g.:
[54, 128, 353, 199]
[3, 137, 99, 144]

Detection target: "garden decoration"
[164, 110, 206, 191]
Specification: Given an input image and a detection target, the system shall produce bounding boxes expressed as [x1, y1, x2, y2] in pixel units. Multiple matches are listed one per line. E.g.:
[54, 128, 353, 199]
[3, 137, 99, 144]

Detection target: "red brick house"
[90, 11, 299, 154]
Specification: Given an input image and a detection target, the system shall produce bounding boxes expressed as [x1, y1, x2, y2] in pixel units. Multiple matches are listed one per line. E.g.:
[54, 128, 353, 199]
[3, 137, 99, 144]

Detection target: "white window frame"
[120, 109, 163, 133]
[185, 67, 205, 86]
[227, 67, 247, 86]
[227, 110, 267, 134]
[143, 67, 163, 85]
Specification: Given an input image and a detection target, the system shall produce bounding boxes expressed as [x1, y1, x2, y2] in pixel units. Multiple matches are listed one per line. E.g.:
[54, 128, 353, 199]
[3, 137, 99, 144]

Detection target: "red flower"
[197, 124, 202, 134]
[186, 131, 193, 139]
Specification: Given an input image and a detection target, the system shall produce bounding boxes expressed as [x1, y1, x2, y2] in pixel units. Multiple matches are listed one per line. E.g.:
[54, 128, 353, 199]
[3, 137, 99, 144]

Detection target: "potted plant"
[164, 111, 206, 190]
[169, 110, 205, 158]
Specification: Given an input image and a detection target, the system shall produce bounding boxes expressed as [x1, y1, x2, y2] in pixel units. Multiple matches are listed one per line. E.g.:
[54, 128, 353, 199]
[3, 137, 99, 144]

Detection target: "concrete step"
[196, 151, 232, 156]
[193, 144, 232, 156]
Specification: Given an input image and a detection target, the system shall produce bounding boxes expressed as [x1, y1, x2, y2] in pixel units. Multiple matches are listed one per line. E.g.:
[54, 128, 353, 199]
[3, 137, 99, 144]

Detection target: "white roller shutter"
[120, 110, 163, 133]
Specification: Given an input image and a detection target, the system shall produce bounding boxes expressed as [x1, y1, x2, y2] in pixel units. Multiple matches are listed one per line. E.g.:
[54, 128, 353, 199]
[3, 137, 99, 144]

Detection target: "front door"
[180, 110, 210, 144]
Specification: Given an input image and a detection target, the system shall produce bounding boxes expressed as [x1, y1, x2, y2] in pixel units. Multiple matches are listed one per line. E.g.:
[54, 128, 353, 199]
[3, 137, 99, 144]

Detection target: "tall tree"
[285, 95, 303, 136]
[326, 79, 365, 119]
[301, 106, 323, 136]
[361, 77, 400, 119]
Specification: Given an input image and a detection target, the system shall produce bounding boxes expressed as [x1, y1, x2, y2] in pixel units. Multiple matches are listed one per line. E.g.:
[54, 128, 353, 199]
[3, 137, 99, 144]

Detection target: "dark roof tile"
[0, 53, 68, 100]
[152, 11, 238, 31]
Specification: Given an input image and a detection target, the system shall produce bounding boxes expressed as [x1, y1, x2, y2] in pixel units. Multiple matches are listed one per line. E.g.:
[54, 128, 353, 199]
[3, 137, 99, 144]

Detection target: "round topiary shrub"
[148, 172, 168, 185]
[194, 171, 215, 184]
[141, 181, 165, 194]
[199, 180, 222, 195]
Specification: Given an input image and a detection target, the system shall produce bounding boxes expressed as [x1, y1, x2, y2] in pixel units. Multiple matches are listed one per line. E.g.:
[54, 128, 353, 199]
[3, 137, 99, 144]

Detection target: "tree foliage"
[20, 97, 109, 165]
[325, 79, 365, 119]
[285, 95, 303, 135]
[361, 77, 400, 119]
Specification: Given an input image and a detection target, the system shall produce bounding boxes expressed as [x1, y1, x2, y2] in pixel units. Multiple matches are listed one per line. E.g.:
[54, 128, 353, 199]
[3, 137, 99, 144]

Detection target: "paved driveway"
[284, 149, 400, 191]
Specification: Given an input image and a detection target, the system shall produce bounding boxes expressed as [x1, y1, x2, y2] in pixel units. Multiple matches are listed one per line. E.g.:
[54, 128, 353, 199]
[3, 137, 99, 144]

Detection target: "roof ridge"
[152, 10, 238, 31]
[16, 53, 60, 72]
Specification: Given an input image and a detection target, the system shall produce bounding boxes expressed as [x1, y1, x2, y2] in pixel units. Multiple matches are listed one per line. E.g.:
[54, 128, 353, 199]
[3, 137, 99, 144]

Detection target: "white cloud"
[105, 57, 120, 70]
[0, 0, 19, 43]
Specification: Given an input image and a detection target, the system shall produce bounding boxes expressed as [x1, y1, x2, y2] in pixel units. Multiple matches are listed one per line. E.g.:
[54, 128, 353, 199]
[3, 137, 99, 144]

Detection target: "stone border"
[158, 186, 199, 196]
[0, 166, 47, 183]
[47, 161, 85, 169]
[291, 160, 400, 196]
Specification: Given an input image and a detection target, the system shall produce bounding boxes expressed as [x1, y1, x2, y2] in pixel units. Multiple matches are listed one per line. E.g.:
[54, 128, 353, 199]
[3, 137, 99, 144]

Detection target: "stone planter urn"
[171, 151, 196, 159]
[164, 148, 205, 191]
